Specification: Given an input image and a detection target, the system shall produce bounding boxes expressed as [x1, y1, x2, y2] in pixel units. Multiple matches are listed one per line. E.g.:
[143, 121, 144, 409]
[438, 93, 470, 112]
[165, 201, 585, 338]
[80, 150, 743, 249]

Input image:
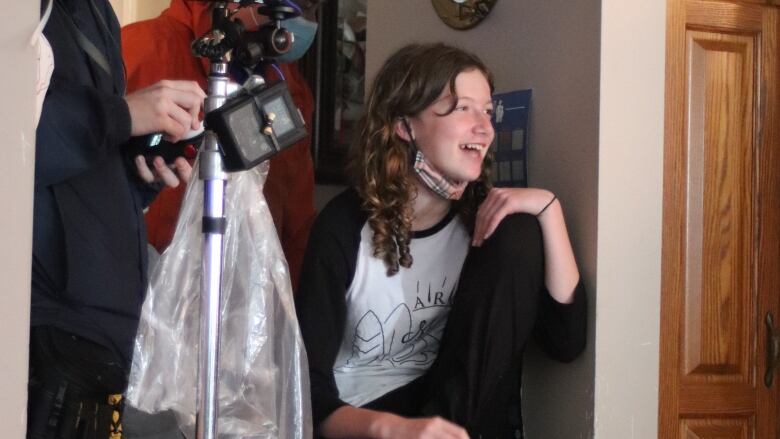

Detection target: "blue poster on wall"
[491, 89, 531, 187]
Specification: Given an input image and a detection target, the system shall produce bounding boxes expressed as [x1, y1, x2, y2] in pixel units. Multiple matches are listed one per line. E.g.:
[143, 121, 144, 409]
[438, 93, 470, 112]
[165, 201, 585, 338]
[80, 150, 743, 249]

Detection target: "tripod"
[190, 3, 303, 438]
[196, 38, 229, 439]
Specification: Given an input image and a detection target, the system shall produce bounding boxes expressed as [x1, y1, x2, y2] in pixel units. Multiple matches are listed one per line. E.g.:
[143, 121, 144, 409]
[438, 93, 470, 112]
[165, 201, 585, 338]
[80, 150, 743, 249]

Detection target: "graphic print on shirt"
[346, 277, 457, 368]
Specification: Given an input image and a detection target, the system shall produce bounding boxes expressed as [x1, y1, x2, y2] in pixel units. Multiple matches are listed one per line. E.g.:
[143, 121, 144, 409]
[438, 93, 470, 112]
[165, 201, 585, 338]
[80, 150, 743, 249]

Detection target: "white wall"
[109, 0, 168, 25]
[0, 1, 37, 438]
[367, 2, 600, 437]
[594, 1, 665, 437]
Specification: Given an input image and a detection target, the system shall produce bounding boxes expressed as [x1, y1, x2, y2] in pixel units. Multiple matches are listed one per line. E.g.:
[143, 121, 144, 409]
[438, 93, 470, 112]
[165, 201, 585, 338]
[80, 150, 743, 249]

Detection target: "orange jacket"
[121, 0, 316, 292]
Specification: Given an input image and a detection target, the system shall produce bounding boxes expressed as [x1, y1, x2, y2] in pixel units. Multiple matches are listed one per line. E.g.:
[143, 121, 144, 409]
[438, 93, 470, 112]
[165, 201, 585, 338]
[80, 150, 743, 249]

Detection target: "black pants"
[27, 326, 127, 439]
[365, 214, 545, 439]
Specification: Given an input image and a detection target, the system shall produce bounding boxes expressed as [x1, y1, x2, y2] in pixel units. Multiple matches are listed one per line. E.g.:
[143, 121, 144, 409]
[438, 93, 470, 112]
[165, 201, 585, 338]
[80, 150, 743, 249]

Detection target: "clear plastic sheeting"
[126, 160, 312, 439]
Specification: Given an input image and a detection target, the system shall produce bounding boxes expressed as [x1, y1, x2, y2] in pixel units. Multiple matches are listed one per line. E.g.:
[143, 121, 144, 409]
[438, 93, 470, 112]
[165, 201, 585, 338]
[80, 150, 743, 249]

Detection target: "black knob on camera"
[235, 26, 293, 67]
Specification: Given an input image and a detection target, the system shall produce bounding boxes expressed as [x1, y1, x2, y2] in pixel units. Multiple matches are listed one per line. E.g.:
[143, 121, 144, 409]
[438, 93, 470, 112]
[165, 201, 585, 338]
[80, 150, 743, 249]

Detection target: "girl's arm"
[320, 405, 469, 439]
[472, 188, 579, 303]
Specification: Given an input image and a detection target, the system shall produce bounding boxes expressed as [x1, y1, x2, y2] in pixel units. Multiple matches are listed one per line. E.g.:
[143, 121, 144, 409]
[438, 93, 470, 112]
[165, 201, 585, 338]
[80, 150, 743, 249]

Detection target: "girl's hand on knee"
[473, 187, 555, 246]
[321, 407, 469, 439]
[376, 415, 469, 439]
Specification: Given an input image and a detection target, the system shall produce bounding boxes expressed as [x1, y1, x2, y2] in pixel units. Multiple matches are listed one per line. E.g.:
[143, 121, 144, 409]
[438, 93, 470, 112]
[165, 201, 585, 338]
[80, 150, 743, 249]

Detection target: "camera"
[235, 1, 299, 66]
[205, 78, 307, 172]
[183, 1, 308, 172]
[127, 127, 204, 167]
[191, 0, 299, 66]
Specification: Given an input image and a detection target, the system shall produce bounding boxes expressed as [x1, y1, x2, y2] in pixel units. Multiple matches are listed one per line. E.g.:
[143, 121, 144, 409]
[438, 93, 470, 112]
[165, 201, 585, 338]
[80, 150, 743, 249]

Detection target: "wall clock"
[431, 0, 498, 30]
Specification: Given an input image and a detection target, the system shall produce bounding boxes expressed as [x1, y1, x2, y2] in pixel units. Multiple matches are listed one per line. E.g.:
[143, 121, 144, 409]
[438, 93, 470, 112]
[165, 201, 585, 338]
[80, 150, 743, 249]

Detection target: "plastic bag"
[126, 160, 311, 439]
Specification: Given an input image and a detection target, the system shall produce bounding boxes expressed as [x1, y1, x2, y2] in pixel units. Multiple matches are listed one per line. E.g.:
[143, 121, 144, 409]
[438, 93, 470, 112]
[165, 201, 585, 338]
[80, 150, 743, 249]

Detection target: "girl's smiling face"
[402, 69, 494, 185]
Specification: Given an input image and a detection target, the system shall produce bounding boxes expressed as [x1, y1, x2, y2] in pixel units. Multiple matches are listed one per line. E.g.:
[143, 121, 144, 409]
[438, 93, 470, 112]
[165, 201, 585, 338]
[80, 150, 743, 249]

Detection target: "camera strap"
[54, 0, 113, 80]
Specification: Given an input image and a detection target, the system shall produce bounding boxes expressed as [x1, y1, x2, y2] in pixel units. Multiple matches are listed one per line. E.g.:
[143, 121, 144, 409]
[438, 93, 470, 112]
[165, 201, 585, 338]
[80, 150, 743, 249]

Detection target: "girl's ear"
[394, 118, 413, 143]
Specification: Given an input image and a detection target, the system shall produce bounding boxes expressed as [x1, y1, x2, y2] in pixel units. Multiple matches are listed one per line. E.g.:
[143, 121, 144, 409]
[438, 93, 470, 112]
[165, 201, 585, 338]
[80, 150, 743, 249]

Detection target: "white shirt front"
[333, 215, 470, 407]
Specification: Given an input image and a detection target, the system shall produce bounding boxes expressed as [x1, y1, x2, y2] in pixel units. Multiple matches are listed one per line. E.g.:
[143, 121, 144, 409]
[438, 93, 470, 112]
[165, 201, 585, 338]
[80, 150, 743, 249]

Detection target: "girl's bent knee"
[479, 213, 542, 260]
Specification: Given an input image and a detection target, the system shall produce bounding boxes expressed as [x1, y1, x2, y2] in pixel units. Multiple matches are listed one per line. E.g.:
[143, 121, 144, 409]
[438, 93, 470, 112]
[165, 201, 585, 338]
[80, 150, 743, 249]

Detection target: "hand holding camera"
[125, 79, 205, 141]
[125, 79, 206, 187]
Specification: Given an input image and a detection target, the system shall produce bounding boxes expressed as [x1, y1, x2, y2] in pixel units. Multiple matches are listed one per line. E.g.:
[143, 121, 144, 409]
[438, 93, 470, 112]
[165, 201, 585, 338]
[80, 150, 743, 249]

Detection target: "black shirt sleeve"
[533, 280, 587, 363]
[296, 188, 366, 428]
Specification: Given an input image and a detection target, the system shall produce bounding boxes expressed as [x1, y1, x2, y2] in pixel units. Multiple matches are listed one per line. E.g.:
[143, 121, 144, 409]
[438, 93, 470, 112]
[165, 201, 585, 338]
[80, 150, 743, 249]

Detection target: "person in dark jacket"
[27, 1, 204, 437]
[296, 43, 587, 439]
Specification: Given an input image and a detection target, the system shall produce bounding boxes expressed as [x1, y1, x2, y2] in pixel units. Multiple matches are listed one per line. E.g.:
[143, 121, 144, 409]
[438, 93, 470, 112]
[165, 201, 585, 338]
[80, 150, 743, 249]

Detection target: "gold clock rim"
[431, 0, 497, 31]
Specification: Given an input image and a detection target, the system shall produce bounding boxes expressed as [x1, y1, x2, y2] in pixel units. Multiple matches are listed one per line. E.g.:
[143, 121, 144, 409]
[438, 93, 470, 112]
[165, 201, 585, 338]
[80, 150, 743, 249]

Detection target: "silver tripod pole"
[196, 59, 229, 439]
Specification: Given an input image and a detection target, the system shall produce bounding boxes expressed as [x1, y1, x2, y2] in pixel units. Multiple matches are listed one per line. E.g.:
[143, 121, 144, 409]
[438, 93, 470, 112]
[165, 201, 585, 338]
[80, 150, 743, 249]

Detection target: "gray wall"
[2, 1, 668, 437]
[0, 1, 37, 437]
[366, 1, 600, 437]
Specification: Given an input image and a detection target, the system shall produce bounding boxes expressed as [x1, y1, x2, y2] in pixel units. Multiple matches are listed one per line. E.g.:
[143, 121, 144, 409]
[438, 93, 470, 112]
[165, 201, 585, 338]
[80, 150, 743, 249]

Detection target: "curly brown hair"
[347, 42, 495, 275]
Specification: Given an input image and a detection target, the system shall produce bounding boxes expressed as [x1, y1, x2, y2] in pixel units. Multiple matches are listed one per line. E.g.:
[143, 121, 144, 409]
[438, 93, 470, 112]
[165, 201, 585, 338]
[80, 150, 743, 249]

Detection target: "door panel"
[660, 1, 780, 437]
[683, 31, 755, 382]
[681, 418, 752, 439]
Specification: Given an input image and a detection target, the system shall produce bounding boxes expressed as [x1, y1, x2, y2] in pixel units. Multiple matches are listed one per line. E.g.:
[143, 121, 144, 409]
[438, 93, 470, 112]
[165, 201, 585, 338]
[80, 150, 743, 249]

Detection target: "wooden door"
[659, 0, 780, 438]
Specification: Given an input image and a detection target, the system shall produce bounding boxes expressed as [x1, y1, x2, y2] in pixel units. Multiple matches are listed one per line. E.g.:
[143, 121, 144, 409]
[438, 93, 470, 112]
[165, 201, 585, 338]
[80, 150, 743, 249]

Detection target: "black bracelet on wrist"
[536, 194, 557, 217]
